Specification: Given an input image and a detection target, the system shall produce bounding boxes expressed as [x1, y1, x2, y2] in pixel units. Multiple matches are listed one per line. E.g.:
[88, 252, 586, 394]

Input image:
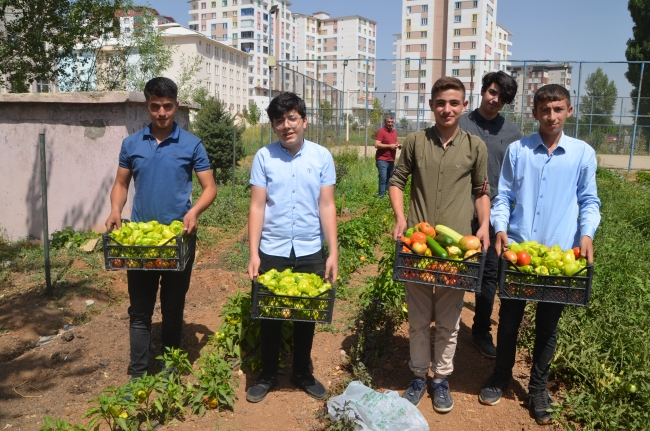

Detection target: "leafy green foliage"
[192, 98, 246, 183]
[50, 227, 99, 250]
[625, 0, 650, 139]
[579, 68, 618, 151]
[175, 53, 204, 102]
[0, 0, 127, 91]
[189, 339, 238, 415]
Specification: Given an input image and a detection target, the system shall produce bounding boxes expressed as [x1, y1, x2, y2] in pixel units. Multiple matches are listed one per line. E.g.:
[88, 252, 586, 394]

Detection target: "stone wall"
[0, 92, 196, 241]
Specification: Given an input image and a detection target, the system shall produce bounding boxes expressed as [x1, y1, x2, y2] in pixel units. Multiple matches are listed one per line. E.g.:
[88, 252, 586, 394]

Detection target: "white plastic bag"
[326, 381, 429, 431]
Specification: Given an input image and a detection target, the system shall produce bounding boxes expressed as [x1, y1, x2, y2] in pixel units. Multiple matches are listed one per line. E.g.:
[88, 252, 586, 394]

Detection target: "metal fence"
[265, 58, 650, 170]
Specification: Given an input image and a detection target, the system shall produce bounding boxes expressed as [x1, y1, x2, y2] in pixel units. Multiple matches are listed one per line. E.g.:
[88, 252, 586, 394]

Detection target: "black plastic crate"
[102, 223, 192, 272]
[251, 280, 336, 323]
[392, 241, 486, 292]
[497, 258, 593, 306]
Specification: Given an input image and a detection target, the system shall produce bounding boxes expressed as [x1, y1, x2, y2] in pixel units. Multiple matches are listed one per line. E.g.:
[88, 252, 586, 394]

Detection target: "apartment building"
[392, 0, 515, 123]
[188, 0, 299, 120]
[161, 23, 249, 113]
[294, 12, 377, 110]
[507, 63, 573, 118]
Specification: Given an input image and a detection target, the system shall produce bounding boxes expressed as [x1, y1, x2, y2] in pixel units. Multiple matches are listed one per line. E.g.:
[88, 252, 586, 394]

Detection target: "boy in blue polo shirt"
[246, 92, 338, 402]
[105, 77, 217, 379]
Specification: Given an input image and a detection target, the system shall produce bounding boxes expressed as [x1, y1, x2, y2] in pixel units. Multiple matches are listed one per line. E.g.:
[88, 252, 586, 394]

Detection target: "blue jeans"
[376, 160, 394, 197]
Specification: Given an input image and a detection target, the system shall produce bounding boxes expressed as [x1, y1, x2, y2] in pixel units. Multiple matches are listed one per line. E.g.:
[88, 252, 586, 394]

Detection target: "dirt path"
[0, 236, 563, 431]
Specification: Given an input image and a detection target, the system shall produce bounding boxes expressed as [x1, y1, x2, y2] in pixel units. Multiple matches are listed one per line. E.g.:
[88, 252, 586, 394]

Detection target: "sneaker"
[431, 379, 454, 413]
[472, 333, 497, 359]
[479, 374, 508, 406]
[401, 377, 427, 406]
[526, 391, 554, 425]
[290, 373, 327, 400]
[246, 373, 278, 403]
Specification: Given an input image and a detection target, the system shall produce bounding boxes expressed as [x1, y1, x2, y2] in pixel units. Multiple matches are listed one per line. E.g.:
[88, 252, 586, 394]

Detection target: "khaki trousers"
[404, 281, 465, 378]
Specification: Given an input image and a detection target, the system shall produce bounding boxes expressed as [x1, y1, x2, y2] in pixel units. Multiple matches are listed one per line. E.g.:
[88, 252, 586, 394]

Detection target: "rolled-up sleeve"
[577, 148, 601, 239]
[491, 143, 516, 233]
[389, 133, 415, 190]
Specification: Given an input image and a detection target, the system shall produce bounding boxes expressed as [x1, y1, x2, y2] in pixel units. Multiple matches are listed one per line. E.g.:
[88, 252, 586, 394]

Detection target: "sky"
[151, 0, 636, 95]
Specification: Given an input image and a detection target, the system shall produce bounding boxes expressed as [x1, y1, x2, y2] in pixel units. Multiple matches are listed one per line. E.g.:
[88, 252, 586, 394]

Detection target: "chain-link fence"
[261, 58, 650, 170]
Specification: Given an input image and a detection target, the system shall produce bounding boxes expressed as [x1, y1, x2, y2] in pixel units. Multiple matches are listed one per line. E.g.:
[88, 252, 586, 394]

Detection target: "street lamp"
[346, 89, 360, 143]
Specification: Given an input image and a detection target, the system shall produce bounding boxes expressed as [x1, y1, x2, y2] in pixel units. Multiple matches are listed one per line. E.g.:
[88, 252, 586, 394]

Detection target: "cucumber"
[405, 228, 415, 238]
[434, 224, 463, 244]
[426, 236, 449, 259]
[434, 233, 456, 247]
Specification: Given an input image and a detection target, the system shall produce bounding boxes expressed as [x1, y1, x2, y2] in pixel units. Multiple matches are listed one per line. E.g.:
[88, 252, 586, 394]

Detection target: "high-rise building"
[188, 0, 299, 120]
[507, 63, 573, 118]
[294, 12, 377, 110]
[392, 0, 515, 124]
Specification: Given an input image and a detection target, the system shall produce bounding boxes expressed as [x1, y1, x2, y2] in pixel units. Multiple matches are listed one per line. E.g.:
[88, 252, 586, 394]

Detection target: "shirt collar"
[143, 122, 180, 144]
[278, 138, 307, 156]
[429, 126, 461, 147]
[532, 131, 567, 154]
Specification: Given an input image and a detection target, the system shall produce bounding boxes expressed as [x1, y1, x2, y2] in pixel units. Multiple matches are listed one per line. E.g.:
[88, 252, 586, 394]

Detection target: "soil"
[0, 233, 563, 431]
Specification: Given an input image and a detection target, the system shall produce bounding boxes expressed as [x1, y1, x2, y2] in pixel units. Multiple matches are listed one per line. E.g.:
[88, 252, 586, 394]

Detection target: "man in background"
[374, 115, 399, 198]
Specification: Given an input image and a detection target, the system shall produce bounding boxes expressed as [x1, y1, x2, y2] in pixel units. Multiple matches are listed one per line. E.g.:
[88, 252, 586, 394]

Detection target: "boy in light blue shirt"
[479, 84, 601, 425]
[246, 92, 338, 403]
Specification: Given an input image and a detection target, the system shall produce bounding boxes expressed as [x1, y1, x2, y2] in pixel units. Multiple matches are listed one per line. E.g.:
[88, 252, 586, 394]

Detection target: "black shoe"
[472, 333, 497, 359]
[526, 391, 554, 425]
[246, 373, 278, 403]
[401, 377, 427, 406]
[290, 373, 327, 400]
[431, 379, 454, 413]
[479, 374, 508, 406]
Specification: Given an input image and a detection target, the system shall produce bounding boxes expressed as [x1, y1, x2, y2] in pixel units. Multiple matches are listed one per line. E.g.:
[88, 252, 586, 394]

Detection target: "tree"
[369, 98, 383, 129]
[320, 100, 333, 126]
[579, 68, 618, 150]
[0, 0, 127, 91]
[399, 117, 409, 131]
[175, 52, 203, 102]
[192, 98, 246, 183]
[625, 0, 650, 136]
[247, 101, 261, 126]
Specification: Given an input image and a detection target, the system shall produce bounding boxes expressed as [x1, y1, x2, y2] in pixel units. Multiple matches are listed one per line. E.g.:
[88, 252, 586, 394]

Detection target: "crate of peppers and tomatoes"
[498, 241, 593, 306]
[393, 222, 486, 292]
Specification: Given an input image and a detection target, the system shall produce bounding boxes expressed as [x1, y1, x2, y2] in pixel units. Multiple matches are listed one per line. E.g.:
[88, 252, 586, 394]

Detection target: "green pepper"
[509, 242, 522, 253]
[531, 256, 543, 267]
[517, 265, 534, 274]
[534, 265, 549, 275]
[549, 267, 563, 276]
[551, 244, 562, 253]
[562, 250, 576, 266]
[405, 228, 415, 238]
[564, 261, 582, 276]
[170, 220, 184, 236]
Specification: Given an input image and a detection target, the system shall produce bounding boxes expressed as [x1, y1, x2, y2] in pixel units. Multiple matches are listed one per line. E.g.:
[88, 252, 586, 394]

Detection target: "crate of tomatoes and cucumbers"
[392, 222, 486, 292]
[498, 241, 593, 306]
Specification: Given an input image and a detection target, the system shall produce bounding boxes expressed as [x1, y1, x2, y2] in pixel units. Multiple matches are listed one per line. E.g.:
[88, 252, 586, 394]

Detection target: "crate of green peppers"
[497, 241, 593, 306]
[251, 269, 335, 323]
[102, 220, 191, 271]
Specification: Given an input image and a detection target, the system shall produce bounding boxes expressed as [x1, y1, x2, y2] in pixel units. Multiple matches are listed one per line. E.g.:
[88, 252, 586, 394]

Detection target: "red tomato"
[410, 231, 427, 244]
[416, 222, 436, 237]
[400, 236, 411, 246]
[411, 241, 428, 255]
[517, 251, 531, 266]
[572, 247, 582, 259]
[504, 250, 517, 264]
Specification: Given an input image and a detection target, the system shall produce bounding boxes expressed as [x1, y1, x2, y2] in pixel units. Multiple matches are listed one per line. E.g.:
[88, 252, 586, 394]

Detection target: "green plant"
[85, 386, 139, 431]
[50, 227, 99, 250]
[39, 417, 88, 431]
[323, 401, 362, 431]
[188, 341, 238, 415]
[123, 374, 158, 430]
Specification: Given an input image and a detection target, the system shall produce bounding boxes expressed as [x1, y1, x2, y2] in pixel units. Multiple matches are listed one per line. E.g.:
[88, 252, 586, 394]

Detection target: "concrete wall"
[0, 92, 194, 241]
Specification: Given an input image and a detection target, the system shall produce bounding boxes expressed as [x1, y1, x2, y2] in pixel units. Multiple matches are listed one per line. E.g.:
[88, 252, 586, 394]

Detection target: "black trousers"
[126, 237, 195, 378]
[493, 298, 565, 393]
[258, 247, 326, 376]
[472, 222, 498, 338]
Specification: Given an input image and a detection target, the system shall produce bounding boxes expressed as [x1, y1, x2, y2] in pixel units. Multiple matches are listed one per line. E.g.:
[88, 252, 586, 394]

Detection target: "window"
[212, 13, 216, 18]
[454, 42, 460, 49]
[420, 44, 426, 50]
[406, 45, 411, 52]
[212, 1, 216, 6]
[201, 2, 206, 8]
[422, 5, 428, 11]
[454, 2, 461, 9]
[421, 18, 428, 25]
[472, 28, 477, 34]
[232, 11, 237, 16]
[471, 42, 476, 48]
[222, 12, 227, 17]
[473, 0, 478, 6]
[241, 7, 254, 15]
[222, 0, 226, 5]
[405, 58, 410, 65]
[211, 23, 216, 30]
[263, 13, 268, 21]
[453, 56, 459, 62]
[454, 15, 461, 23]
[403, 96, 409, 104]
[202, 24, 206, 31]
[222, 23, 227, 28]
[420, 31, 427, 37]
[241, 19, 253, 27]
[232, 32, 238, 39]
[472, 14, 478, 21]
[405, 83, 410, 90]
[232, 0, 237, 4]
[406, 19, 411, 26]
[206, 62, 211, 73]
[201, 13, 206, 19]
[406, 6, 411, 13]
[406, 32, 411, 39]
[452, 69, 459, 76]
[420, 70, 426, 77]
[454, 29, 460, 35]
[419, 83, 425, 89]
[37, 80, 49, 93]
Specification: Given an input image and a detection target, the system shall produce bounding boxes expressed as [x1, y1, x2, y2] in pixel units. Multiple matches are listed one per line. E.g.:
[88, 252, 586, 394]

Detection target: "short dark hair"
[481, 71, 518, 105]
[533, 84, 572, 110]
[144, 77, 178, 101]
[266, 92, 306, 122]
[431, 77, 466, 100]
